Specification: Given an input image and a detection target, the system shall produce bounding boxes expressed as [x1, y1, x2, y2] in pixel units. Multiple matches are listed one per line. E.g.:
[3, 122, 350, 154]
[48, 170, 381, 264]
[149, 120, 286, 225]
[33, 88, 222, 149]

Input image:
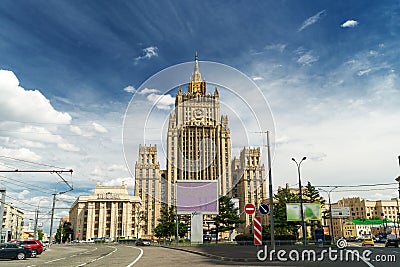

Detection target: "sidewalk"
[162, 245, 373, 266]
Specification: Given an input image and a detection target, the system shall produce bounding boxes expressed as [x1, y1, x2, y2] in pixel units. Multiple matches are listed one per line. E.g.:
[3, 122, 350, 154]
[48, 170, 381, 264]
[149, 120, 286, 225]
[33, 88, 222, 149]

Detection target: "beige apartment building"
[134, 145, 166, 238]
[69, 182, 141, 241]
[329, 197, 400, 237]
[231, 147, 266, 234]
[2, 203, 24, 241]
[135, 54, 241, 238]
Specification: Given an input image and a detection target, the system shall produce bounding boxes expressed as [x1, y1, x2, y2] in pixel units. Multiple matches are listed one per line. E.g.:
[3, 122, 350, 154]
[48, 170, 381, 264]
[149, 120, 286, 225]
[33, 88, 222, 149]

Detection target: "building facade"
[135, 54, 239, 238]
[2, 203, 24, 241]
[69, 182, 141, 241]
[134, 145, 165, 238]
[231, 147, 266, 234]
[329, 197, 400, 237]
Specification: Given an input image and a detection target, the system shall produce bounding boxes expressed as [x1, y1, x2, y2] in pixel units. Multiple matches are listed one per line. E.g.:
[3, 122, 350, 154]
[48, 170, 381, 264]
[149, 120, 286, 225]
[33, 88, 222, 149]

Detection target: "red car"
[10, 240, 43, 257]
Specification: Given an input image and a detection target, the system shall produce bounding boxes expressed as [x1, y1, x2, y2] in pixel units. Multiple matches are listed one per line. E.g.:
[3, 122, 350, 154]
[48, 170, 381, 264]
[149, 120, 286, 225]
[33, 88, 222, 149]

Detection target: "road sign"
[253, 216, 262, 246]
[259, 204, 269, 215]
[244, 203, 256, 215]
[331, 207, 350, 217]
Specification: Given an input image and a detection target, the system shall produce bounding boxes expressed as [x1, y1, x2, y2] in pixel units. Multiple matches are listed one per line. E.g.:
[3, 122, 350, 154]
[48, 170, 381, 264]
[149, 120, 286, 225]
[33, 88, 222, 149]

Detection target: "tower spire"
[191, 51, 202, 83]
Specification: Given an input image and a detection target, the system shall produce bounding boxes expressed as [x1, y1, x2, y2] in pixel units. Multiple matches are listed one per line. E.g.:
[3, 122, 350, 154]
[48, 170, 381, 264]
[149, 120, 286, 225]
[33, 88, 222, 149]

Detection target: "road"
[0, 244, 398, 267]
[0, 244, 142, 267]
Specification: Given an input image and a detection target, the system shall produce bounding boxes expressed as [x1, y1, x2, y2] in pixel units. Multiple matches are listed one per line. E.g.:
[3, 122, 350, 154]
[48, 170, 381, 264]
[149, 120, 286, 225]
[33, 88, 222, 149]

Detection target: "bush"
[234, 234, 253, 241]
[274, 234, 296, 240]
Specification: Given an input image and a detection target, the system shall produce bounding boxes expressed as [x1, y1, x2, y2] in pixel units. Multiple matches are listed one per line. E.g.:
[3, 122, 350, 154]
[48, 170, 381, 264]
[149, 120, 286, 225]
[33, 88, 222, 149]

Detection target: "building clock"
[194, 108, 203, 119]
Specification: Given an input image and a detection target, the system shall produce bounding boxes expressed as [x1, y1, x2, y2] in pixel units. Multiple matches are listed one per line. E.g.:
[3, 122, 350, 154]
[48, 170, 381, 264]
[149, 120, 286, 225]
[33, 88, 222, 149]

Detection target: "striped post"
[253, 216, 262, 246]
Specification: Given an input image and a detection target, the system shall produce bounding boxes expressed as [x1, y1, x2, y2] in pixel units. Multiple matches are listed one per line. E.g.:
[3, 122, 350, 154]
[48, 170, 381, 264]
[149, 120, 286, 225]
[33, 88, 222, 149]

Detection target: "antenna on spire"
[195, 51, 198, 61]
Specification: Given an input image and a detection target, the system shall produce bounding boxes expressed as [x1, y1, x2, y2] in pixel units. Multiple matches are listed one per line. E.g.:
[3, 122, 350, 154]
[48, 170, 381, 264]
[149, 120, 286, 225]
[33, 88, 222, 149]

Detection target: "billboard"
[286, 203, 322, 221]
[331, 207, 350, 217]
[176, 180, 218, 214]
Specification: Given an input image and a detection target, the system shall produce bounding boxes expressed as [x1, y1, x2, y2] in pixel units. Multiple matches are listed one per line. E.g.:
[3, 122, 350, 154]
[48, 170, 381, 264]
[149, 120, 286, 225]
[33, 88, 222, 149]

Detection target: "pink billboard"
[176, 180, 219, 214]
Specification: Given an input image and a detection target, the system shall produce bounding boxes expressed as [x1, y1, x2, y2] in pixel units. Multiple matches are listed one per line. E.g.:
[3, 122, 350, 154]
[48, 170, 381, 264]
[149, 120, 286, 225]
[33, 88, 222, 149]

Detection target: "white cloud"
[18, 189, 30, 199]
[264, 43, 287, 53]
[147, 93, 175, 110]
[134, 46, 158, 64]
[0, 70, 72, 124]
[298, 10, 326, 32]
[296, 51, 319, 66]
[70, 125, 82, 135]
[341, 20, 359, 28]
[138, 88, 160, 95]
[12, 125, 80, 152]
[0, 147, 41, 161]
[58, 143, 80, 152]
[107, 164, 127, 172]
[92, 122, 108, 133]
[357, 68, 372, 76]
[102, 177, 134, 189]
[123, 85, 136, 93]
[252, 76, 264, 81]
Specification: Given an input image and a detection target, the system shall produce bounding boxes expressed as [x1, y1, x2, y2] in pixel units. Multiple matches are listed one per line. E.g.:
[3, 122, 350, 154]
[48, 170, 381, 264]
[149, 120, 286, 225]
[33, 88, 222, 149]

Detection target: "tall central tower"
[166, 53, 232, 204]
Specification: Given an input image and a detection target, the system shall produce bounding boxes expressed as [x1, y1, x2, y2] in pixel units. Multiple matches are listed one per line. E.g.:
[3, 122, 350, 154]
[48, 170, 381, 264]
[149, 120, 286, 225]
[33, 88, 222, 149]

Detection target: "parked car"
[10, 240, 43, 257]
[362, 238, 374, 246]
[385, 238, 399, 248]
[203, 234, 211, 242]
[135, 239, 151, 246]
[0, 243, 32, 260]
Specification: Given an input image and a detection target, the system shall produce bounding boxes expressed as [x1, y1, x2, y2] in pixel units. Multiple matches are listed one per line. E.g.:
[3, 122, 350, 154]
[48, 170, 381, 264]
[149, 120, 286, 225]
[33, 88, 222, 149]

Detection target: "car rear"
[18, 240, 43, 257]
[385, 239, 399, 247]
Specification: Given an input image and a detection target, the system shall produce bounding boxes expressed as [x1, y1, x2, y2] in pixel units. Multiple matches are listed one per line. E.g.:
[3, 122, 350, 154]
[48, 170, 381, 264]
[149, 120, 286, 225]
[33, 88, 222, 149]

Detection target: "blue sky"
[1, 1, 400, 232]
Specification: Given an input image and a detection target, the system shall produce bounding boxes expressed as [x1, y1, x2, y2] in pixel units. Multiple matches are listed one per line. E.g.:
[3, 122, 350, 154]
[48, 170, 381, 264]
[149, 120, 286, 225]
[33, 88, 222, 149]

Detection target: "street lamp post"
[319, 187, 338, 245]
[292, 157, 307, 246]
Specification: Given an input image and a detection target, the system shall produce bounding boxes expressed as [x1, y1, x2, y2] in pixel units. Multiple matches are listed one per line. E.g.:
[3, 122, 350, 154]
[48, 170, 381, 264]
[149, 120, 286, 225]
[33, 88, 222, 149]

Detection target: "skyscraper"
[135, 54, 264, 238]
[166, 52, 232, 201]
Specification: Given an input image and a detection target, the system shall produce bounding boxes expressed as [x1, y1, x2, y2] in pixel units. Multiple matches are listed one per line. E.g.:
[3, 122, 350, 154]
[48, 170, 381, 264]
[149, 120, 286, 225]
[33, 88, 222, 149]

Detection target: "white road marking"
[345, 249, 374, 267]
[76, 246, 117, 267]
[45, 257, 66, 263]
[126, 246, 144, 267]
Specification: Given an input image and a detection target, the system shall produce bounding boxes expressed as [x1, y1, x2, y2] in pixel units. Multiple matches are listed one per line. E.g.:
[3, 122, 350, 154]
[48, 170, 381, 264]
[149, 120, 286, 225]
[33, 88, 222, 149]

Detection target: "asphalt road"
[0, 244, 142, 267]
[0, 244, 398, 267]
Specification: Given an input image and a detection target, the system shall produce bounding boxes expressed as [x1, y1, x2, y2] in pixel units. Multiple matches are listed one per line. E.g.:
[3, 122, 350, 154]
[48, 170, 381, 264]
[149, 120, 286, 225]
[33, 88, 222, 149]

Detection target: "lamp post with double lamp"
[319, 187, 338, 245]
[292, 157, 307, 246]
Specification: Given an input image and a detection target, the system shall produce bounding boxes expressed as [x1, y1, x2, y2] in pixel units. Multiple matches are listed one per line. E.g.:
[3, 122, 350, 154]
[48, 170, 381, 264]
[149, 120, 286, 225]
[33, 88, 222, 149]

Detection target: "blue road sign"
[259, 204, 269, 215]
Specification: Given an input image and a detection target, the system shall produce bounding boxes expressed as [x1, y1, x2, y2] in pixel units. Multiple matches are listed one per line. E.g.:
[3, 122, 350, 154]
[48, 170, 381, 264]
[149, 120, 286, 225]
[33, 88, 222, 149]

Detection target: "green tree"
[154, 206, 188, 239]
[177, 222, 188, 238]
[214, 196, 244, 243]
[154, 206, 175, 239]
[37, 229, 44, 240]
[304, 181, 325, 237]
[55, 221, 74, 243]
[273, 187, 300, 238]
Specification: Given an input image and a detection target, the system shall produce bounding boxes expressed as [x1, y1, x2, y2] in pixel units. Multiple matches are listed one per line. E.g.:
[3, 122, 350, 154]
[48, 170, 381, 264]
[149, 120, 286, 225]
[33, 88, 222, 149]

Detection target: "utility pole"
[319, 187, 338, 245]
[49, 194, 57, 246]
[253, 130, 276, 250]
[34, 208, 39, 239]
[0, 169, 73, 245]
[266, 131, 275, 250]
[0, 188, 5, 243]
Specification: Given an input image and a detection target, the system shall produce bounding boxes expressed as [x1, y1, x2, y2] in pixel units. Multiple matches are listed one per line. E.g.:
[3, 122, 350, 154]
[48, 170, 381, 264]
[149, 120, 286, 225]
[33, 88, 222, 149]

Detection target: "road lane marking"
[344, 249, 374, 267]
[76, 246, 117, 267]
[126, 246, 143, 267]
[45, 257, 66, 263]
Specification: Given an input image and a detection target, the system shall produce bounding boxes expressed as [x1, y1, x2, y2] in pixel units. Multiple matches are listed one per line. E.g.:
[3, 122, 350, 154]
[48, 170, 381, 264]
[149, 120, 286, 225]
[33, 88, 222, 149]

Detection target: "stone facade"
[69, 182, 141, 241]
[135, 54, 237, 238]
[231, 147, 266, 234]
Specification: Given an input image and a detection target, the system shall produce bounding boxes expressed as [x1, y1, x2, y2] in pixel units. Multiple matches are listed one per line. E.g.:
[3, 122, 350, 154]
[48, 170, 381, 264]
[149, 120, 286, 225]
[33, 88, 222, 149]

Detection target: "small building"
[2, 203, 24, 241]
[69, 182, 141, 241]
